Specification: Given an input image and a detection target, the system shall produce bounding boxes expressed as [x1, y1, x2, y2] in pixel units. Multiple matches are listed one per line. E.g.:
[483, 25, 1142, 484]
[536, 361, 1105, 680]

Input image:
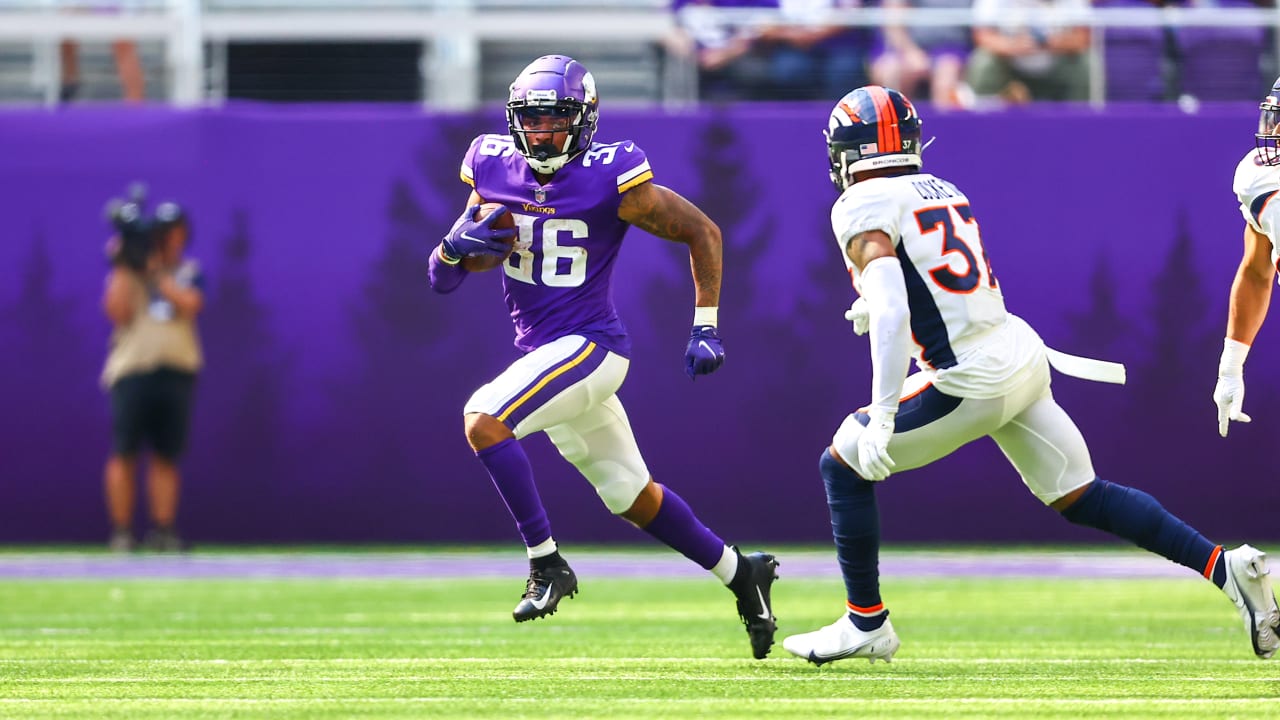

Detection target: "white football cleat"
[1223, 544, 1280, 659]
[783, 614, 900, 666]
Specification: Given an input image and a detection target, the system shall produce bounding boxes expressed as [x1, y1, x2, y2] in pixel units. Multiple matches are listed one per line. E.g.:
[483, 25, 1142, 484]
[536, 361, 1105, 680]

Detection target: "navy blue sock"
[1061, 478, 1221, 581]
[820, 449, 886, 631]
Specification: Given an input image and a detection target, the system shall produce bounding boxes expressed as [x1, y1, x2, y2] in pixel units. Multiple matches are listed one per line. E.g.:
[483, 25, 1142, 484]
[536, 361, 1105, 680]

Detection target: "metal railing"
[0, 0, 1275, 107]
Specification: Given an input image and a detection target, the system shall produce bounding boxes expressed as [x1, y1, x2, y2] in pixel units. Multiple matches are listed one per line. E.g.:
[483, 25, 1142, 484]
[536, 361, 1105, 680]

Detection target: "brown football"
[462, 202, 516, 272]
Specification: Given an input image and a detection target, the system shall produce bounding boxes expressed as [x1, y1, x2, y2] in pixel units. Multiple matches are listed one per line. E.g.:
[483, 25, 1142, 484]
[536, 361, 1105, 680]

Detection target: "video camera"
[104, 183, 189, 272]
[104, 182, 155, 272]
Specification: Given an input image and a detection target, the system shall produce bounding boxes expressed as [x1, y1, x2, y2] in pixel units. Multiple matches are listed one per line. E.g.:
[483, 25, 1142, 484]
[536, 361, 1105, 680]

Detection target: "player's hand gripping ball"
[461, 203, 517, 272]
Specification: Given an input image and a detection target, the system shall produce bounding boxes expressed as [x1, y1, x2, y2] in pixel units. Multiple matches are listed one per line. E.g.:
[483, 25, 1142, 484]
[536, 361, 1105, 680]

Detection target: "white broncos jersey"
[1233, 148, 1280, 270]
[831, 172, 1046, 399]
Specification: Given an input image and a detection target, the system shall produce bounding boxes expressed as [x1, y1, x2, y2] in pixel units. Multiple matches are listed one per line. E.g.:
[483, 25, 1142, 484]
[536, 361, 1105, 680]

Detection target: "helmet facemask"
[507, 101, 591, 174]
[1258, 93, 1280, 166]
[506, 55, 599, 175]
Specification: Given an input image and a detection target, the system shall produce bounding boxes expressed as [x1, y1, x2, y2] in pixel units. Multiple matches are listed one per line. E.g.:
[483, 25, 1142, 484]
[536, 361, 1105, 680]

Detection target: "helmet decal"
[824, 85, 923, 192]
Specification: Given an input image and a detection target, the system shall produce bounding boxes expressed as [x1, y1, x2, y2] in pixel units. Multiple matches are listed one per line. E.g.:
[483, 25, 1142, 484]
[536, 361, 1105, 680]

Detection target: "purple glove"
[685, 325, 725, 379]
[441, 205, 517, 260]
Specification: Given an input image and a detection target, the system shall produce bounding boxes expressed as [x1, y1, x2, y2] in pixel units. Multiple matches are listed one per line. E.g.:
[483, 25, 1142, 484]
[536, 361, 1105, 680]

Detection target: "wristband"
[693, 306, 719, 327]
[1220, 337, 1250, 376]
[437, 244, 461, 266]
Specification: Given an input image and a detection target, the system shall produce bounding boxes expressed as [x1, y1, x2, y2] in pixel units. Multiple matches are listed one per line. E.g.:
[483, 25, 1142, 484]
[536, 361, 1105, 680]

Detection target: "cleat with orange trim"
[1223, 544, 1280, 659]
[782, 614, 900, 666]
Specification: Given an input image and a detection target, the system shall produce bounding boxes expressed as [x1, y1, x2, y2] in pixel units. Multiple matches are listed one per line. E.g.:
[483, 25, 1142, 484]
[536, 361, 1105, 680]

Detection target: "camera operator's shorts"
[110, 368, 197, 460]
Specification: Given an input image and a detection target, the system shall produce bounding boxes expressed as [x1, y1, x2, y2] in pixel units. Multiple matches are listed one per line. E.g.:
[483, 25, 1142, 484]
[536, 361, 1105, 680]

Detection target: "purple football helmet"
[1258, 76, 1280, 166]
[506, 55, 599, 174]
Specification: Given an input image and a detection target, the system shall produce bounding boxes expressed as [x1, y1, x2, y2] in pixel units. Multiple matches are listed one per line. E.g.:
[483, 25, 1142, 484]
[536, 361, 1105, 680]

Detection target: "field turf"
[0, 547, 1276, 719]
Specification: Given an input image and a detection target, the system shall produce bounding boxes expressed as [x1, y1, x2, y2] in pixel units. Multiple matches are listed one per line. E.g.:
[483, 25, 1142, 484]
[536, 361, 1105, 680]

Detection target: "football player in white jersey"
[781, 85, 1280, 666]
[1215, 77, 1280, 437]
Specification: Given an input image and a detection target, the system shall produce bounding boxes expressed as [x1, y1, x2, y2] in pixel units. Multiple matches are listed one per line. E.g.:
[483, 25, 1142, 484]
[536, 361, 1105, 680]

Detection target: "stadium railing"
[0, 0, 1276, 107]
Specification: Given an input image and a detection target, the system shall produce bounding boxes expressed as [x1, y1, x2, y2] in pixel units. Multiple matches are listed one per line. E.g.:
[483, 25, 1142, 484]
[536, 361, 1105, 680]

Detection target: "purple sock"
[641, 485, 725, 569]
[477, 438, 551, 549]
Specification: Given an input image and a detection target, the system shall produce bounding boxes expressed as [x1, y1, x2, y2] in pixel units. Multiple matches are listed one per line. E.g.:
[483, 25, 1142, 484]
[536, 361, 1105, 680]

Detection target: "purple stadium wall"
[1, 102, 1275, 545]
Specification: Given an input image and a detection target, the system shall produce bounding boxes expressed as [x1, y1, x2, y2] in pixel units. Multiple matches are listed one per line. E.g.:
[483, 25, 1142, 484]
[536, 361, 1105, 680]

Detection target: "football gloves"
[685, 325, 725, 379]
[844, 297, 870, 336]
[1214, 374, 1250, 437]
[441, 204, 516, 261]
[857, 408, 897, 481]
[1215, 338, 1252, 437]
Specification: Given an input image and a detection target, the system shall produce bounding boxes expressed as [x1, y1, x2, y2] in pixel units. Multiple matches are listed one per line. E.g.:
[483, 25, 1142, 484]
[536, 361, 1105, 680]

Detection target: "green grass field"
[1, 548, 1277, 719]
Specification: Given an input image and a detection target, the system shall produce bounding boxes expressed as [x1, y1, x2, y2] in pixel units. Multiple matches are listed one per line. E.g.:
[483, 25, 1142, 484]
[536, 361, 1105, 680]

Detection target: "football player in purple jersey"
[427, 55, 779, 659]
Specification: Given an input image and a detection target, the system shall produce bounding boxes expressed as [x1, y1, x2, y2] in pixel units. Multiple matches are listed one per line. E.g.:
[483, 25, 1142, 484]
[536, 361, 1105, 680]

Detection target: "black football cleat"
[730, 549, 780, 659]
[513, 562, 578, 622]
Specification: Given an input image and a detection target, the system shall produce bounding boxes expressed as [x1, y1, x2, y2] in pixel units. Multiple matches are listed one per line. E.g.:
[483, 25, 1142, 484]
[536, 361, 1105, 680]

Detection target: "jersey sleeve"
[460, 134, 521, 193]
[581, 140, 653, 195]
[830, 180, 901, 266]
[460, 135, 485, 189]
[1233, 151, 1280, 236]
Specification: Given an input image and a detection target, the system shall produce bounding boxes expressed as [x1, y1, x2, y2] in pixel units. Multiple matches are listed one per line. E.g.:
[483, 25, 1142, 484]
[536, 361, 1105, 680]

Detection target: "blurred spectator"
[673, 0, 870, 101]
[1175, 0, 1270, 102]
[870, 0, 973, 109]
[966, 0, 1091, 103]
[58, 2, 145, 103]
[101, 199, 202, 552]
[60, 40, 146, 103]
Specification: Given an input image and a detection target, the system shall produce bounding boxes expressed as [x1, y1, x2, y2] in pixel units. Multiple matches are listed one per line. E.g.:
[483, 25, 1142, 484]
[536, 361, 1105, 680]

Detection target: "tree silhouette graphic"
[185, 211, 294, 541]
[1057, 252, 1135, 472]
[0, 232, 104, 541]
[317, 120, 515, 542]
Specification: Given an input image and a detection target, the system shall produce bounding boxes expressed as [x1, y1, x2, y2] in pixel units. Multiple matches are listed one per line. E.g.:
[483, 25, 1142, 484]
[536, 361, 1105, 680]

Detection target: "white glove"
[1215, 338, 1252, 437]
[856, 409, 897, 481]
[844, 297, 870, 336]
[1214, 374, 1251, 437]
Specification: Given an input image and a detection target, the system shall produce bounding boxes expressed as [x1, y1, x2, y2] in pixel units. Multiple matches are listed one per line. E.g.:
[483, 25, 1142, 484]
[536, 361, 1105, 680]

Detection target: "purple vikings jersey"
[461, 133, 654, 356]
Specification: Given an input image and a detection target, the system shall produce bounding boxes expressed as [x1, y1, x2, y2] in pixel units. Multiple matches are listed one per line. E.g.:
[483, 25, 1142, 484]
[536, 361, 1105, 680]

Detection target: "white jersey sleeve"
[831, 181, 901, 271]
[1233, 150, 1280, 268]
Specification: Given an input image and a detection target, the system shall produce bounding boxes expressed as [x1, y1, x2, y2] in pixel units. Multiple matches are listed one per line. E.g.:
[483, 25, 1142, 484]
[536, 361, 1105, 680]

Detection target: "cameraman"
[100, 202, 203, 552]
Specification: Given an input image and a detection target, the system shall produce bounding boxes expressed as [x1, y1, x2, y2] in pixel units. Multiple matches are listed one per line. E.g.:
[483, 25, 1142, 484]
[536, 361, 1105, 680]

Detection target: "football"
[462, 202, 516, 272]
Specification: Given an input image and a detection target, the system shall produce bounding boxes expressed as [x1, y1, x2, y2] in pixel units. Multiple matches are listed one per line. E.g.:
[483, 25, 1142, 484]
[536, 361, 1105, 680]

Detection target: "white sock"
[527, 537, 558, 559]
[711, 545, 738, 585]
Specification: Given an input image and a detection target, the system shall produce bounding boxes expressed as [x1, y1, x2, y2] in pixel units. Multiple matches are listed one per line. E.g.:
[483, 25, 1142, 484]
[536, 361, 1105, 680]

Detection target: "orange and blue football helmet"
[825, 85, 923, 192]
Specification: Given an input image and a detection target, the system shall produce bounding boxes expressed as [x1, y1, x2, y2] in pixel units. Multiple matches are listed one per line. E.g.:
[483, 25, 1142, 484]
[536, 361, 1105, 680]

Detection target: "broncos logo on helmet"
[1257, 76, 1280, 166]
[824, 85, 923, 192]
[506, 55, 600, 175]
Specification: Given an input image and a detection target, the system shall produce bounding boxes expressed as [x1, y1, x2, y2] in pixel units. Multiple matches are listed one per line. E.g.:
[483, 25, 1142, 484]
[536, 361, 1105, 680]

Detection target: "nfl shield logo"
[534, 188, 546, 204]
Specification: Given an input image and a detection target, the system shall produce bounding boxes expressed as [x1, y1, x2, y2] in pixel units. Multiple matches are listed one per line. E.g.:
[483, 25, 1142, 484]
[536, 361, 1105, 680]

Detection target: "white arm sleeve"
[860, 254, 911, 415]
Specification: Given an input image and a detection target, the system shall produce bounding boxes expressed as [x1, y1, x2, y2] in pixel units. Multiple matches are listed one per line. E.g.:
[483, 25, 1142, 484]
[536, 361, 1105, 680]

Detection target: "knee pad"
[581, 459, 649, 514]
[545, 423, 648, 514]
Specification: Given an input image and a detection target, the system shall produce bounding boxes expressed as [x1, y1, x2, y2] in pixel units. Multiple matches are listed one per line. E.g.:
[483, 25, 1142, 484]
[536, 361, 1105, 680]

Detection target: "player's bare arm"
[1226, 223, 1276, 345]
[619, 181, 722, 307]
[846, 229, 897, 271]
